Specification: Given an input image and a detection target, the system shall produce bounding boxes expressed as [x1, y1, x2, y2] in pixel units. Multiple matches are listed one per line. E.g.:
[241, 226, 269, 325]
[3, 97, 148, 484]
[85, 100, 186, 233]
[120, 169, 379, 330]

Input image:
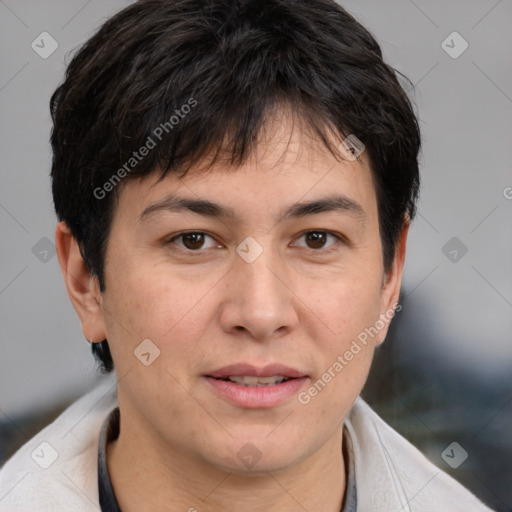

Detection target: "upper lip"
[207, 363, 307, 379]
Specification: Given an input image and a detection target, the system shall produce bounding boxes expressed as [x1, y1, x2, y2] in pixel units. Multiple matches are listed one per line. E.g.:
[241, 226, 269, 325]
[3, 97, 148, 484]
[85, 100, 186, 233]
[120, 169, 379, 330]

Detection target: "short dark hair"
[50, 0, 421, 373]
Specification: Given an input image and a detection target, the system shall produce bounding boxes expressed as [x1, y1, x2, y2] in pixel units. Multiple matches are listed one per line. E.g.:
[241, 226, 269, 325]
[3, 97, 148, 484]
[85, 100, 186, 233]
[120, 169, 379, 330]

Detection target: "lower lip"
[204, 376, 308, 408]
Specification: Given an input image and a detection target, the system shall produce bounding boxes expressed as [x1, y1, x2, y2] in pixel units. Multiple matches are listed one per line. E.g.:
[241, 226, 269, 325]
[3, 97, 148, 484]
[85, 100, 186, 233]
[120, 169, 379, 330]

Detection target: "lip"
[207, 363, 307, 379]
[204, 376, 308, 408]
[204, 363, 309, 408]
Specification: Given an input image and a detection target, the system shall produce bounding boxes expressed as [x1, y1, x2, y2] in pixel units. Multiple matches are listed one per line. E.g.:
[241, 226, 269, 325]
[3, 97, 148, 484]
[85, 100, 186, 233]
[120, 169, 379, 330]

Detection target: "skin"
[56, 109, 408, 512]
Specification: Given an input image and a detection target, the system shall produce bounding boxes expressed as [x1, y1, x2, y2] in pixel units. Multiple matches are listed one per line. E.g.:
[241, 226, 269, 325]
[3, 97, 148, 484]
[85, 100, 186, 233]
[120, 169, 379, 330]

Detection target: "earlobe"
[55, 221, 107, 343]
[374, 221, 410, 344]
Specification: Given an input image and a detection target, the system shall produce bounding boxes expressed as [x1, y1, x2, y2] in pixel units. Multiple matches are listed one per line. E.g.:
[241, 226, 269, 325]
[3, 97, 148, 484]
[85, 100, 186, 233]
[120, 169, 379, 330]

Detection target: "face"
[70, 110, 406, 475]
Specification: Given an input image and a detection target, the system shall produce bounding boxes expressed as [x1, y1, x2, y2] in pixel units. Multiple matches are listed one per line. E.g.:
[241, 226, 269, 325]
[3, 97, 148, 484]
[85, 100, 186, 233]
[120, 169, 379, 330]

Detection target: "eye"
[292, 230, 343, 252]
[167, 231, 221, 251]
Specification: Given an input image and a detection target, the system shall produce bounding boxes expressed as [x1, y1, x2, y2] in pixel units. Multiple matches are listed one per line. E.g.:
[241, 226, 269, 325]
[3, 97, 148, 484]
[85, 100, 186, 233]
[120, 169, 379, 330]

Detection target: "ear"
[55, 221, 107, 344]
[374, 220, 409, 344]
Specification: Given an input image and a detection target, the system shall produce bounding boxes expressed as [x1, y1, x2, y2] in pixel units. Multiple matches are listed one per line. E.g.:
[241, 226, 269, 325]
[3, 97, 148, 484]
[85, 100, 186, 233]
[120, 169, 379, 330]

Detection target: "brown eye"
[293, 230, 342, 251]
[306, 231, 328, 249]
[168, 232, 219, 251]
[181, 232, 205, 250]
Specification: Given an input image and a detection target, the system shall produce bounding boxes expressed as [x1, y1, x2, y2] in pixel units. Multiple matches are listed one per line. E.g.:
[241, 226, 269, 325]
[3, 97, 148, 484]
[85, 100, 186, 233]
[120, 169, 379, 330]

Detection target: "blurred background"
[1, 0, 511, 510]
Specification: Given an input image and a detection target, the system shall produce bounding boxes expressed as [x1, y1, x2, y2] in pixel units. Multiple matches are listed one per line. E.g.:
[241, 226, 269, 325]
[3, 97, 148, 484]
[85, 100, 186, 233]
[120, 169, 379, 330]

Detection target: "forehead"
[115, 108, 377, 222]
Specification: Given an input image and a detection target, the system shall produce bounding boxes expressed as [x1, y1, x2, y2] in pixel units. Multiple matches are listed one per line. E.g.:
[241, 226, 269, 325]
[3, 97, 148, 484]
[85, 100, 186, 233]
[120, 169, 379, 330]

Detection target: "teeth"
[227, 375, 290, 386]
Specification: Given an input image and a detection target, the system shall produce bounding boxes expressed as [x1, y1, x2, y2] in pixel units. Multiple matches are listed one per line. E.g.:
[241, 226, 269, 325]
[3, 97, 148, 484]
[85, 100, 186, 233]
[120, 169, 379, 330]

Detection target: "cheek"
[310, 272, 383, 345]
[301, 280, 380, 420]
[102, 267, 215, 364]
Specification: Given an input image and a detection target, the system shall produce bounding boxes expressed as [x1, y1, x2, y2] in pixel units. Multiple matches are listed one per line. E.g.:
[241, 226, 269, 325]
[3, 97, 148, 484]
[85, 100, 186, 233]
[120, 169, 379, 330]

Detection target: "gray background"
[1, 0, 511, 509]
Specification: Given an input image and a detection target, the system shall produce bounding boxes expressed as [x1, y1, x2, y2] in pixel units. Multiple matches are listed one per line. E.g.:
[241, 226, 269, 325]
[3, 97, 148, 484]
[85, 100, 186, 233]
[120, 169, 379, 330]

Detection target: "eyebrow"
[139, 193, 366, 224]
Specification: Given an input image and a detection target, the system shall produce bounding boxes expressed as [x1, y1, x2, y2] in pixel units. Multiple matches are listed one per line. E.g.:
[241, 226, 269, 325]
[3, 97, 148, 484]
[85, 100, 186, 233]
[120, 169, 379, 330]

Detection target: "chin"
[207, 437, 306, 475]
[217, 454, 300, 476]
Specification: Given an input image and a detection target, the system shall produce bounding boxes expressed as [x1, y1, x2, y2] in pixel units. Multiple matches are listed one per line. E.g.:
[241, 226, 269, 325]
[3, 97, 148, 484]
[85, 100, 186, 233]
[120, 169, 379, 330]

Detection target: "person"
[0, 0, 495, 510]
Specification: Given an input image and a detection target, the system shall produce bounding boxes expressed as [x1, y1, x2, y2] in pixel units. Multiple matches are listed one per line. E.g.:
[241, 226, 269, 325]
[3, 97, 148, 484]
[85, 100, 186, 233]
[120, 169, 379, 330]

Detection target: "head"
[52, 0, 420, 474]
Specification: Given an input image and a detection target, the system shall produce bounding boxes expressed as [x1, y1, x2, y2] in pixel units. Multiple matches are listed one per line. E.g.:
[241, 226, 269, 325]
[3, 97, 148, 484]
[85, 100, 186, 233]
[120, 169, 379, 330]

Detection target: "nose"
[219, 244, 299, 341]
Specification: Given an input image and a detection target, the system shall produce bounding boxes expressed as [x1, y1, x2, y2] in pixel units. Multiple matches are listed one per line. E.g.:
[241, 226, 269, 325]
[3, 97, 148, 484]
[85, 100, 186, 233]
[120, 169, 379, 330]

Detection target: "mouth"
[213, 375, 294, 387]
[204, 363, 309, 408]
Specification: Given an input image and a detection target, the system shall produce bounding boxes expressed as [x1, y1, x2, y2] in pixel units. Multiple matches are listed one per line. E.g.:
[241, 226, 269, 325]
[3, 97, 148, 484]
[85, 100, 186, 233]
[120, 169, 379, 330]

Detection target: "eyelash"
[166, 230, 346, 254]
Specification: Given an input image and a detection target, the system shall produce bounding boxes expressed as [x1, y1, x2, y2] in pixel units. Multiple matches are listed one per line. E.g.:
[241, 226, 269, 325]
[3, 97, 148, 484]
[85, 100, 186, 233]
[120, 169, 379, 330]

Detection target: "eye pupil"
[183, 233, 204, 250]
[306, 231, 327, 249]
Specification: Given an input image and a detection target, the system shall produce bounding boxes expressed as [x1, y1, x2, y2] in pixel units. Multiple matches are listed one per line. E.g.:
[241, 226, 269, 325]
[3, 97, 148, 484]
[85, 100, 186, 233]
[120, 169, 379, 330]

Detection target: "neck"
[107, 414, 346, 512]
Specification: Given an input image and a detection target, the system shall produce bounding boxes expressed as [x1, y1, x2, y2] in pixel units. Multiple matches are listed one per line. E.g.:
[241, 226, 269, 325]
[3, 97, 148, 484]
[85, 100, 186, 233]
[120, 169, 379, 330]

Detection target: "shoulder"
[0, 376, 117, 512]
[344, 397, 495, 512]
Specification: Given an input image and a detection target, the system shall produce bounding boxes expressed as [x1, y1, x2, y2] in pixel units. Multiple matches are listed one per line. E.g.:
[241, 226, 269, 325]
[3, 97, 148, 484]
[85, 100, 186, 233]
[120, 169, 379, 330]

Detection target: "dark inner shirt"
[97, 407, 357, 511]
